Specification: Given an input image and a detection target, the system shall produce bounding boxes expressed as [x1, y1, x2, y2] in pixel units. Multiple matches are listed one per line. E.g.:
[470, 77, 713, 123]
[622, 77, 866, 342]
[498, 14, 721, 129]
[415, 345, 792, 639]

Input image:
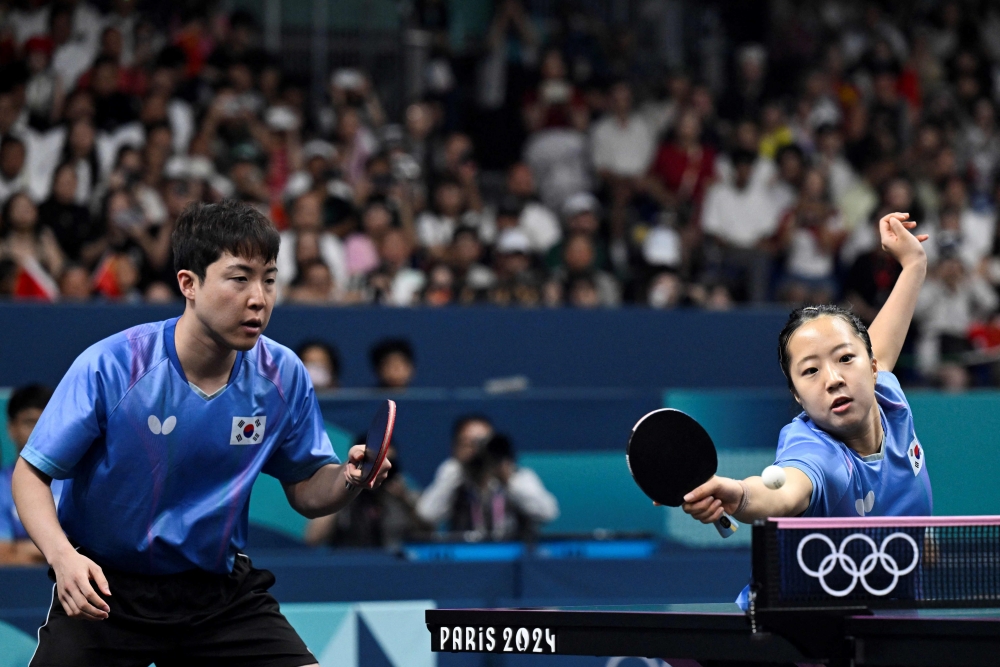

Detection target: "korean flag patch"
[907, 437, 924, 476]
[231, 416, 267, 445]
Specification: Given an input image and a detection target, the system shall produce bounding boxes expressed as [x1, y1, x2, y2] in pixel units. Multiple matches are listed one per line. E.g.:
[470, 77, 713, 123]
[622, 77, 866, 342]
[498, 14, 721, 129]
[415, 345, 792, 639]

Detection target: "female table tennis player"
[683, 211, 933, 538]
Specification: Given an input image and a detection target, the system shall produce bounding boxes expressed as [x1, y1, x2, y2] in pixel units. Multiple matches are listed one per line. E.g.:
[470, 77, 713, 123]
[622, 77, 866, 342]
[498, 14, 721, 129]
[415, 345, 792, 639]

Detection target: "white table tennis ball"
[762, 465, 786, 490]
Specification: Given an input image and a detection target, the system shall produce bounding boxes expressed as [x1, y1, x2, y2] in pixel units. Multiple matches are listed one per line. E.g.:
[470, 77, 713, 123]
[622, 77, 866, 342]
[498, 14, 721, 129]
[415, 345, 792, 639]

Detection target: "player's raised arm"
[866, 212, 929, 372]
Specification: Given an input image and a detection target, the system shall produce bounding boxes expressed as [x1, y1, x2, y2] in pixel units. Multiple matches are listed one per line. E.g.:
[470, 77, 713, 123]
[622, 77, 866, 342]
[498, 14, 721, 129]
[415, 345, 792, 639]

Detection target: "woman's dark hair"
[172, 200, 280, 281]
[60, 119, 99, 193]
[1, 191, 37, 238]
[778, 305, 873, 390]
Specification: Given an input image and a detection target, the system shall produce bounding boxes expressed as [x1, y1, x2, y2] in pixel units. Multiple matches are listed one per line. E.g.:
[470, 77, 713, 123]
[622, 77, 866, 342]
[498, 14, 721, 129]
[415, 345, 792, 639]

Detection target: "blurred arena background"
[3, 0, 1000, 665]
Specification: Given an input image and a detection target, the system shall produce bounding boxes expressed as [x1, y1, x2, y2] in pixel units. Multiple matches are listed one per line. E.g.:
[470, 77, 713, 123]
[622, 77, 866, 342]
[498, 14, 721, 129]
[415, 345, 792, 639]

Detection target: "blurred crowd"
[0, 1, 1000, 383]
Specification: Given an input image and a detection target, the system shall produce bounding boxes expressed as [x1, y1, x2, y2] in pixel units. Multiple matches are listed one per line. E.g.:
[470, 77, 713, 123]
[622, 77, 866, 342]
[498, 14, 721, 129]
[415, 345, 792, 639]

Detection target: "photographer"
[417, 418, 559, 541]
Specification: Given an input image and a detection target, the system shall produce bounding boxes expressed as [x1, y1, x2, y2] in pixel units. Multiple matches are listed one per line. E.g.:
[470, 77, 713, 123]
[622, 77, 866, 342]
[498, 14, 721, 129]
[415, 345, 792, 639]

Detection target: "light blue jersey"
[738, 371, 932, 608]
[775, 371, 932, 518]
[21, 318, 338, 575]
[0, 465, 63, 541]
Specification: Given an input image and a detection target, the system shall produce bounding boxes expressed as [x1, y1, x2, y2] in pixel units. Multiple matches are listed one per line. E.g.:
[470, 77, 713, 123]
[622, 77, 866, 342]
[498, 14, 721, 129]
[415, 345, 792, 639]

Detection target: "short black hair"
[296, 340, 341, 379]
[92, 55, 119, 71]
[172, 200, 280, 281]
[451, 413, 493, 443]
[452, 225, 479, 243]
[8, 384, 52, 421]
[731, 148, 757, 166]
[369, 338, 414, 370]
[775, 143, 804, 164]
[0, 134, 24, 153]
[777, 305, 873, 391]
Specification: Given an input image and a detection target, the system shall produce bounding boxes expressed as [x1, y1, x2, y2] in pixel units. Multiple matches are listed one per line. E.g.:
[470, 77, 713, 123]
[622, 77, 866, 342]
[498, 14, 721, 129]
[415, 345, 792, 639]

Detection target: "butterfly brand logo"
[148, 416, 177, 435]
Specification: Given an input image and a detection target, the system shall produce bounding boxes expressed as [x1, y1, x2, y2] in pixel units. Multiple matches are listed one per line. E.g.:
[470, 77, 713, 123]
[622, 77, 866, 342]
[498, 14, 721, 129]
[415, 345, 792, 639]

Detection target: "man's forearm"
[11, 458, 75, 564]
[284, 463, 362, 519]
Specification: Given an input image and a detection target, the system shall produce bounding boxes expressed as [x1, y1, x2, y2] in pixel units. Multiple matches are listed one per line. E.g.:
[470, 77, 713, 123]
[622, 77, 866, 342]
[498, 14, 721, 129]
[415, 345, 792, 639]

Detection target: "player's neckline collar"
[163, 317, 243, 392]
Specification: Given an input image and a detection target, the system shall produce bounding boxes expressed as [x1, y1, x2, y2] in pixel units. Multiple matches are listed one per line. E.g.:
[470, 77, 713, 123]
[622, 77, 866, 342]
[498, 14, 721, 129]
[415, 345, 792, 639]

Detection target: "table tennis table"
[426, 602, 1000, 665]
[427, 517, 1000, 666]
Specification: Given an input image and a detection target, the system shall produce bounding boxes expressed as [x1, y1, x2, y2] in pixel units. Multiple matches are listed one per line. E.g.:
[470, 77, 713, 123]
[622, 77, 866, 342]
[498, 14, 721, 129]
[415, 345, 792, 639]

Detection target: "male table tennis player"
[12, 200, 390, 666]
[683, 212, 933, 605]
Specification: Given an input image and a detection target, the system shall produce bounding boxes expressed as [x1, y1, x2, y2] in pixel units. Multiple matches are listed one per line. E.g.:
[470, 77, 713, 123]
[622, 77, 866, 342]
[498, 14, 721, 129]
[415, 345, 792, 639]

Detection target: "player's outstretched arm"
[283, 445, 392, 518]
[681, 468, 812, 523]
[11, 458, 111, 620]
[867, 212, 929, 372]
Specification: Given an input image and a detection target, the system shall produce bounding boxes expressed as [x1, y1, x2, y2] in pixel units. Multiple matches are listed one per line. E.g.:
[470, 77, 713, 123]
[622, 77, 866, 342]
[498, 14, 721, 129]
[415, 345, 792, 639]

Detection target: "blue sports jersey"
[0, 465, 64, 541]
[774, 371, 932, 518]
[737, 371, 932, 609]
[20, 318, 339, 575]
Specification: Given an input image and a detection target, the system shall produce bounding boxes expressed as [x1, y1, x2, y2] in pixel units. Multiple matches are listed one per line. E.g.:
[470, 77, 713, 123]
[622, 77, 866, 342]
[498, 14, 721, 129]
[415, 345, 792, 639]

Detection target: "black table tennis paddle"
[346, 399, 396, 490]
[626, 408, 737, 538]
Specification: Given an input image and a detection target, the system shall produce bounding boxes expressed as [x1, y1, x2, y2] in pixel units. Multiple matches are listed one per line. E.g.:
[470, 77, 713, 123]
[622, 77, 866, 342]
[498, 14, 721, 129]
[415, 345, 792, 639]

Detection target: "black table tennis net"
[752, 520, 1000, 609]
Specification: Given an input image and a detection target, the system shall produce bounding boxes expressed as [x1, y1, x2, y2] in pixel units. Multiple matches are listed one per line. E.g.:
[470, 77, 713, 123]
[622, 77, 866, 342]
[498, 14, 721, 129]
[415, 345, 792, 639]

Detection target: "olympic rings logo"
[796, 532, 920, 597]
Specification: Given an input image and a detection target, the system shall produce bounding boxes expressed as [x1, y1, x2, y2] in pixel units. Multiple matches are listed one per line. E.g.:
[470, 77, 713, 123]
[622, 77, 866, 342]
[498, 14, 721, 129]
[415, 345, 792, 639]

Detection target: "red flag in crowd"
[13, 258, 59, 302]
[92, 255, 122, 299]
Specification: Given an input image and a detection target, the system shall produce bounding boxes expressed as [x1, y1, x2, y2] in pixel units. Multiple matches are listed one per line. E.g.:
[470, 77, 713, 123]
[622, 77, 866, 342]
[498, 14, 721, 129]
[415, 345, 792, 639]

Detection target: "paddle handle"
[714, 513, 738, 538]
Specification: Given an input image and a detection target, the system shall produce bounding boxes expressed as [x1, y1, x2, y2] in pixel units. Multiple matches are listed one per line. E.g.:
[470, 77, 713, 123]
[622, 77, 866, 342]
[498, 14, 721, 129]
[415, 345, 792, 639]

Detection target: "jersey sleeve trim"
[775, 460, 821, 516]
[273, 453, 340, 485]
[19, 448, 71, 479]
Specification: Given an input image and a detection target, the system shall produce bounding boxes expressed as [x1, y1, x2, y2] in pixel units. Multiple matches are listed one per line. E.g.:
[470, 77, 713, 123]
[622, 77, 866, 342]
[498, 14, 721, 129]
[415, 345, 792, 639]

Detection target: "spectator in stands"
[285, 258, 338, 305]
[940, 176, 994, 268]
[915, 245, 998, 389]
[370, 338, 415, 390]
[522, 48, 587, 133]
[450, 225, 494, 302]
[644, 109, 716, 221]
[58, 264, 92, 301]
[296, 340, 340, 391]
[0, 136, 30, 205]
[490, 228, 542, 306]
[24, 36, 63, 131]
[1, 385, 60, 565]
[421, 262, 456, 306]
[550, 233, 621, 307]
[545, 192, 606, 269]
[523, 69, 592, 211]
[39, 161, 104, 267]
[718, 43, 772, 124]
[699, 149, 775, 302]
[276, 192, 347, 302]
[358, 228, 425, 306]
[60, 118, 101, 207]
[0, 192, 64, 285]
[417, 421, 558, 541]
[416, 177, 471, 260]
[771, 168, 846, 305]
[591, 79, 655, 234]
[815, 123, 859, 205]
[499, 162, 561, 253]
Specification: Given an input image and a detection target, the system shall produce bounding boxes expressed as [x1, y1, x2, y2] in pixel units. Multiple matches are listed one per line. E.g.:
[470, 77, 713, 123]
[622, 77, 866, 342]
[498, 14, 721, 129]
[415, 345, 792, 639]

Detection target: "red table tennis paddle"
[626, 408, 737, 538]
[346, 399, 396, 490]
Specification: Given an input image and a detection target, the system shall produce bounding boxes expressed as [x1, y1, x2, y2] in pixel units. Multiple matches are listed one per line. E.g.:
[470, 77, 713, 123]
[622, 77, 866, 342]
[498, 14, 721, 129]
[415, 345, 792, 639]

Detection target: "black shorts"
[30, 553, 316, 667]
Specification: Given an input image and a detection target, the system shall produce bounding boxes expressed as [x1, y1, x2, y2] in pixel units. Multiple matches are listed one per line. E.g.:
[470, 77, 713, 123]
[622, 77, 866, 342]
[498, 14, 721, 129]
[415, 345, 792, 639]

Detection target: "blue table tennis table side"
[426, 603, 1000, 666]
